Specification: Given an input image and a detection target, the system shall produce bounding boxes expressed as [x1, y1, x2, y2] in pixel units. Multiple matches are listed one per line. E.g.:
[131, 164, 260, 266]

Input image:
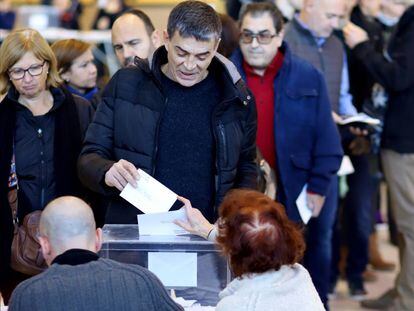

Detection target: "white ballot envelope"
[148, 252, 198, 287]
[120, 169, 177, 214]
[137, 209, 188, 236]
[296, 184, 312, 224]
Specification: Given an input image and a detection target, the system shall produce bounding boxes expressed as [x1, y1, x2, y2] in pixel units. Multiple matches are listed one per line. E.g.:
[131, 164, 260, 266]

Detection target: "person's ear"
[276, 28, 285, 48]
[95, 228, 103, 252]
[151, 30, 163, 49]
[39, 236, 52, 266]
[61, 71, 70, 83]
[163, 30, 170, 52]
[303, 0, 315, 12]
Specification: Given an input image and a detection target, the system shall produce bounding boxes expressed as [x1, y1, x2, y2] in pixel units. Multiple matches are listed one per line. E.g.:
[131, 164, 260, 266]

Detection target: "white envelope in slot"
[148, 252, 197, 287]
[120, 169, 177, 214]
[137, 209, 187, 236]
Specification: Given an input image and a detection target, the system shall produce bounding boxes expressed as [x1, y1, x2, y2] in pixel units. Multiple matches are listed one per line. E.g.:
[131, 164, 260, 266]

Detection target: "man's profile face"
[305, 0, 347, 38]
[239, 13, 283, 74]
[164, 31, 218, 87]
[111, 14, 155, 67]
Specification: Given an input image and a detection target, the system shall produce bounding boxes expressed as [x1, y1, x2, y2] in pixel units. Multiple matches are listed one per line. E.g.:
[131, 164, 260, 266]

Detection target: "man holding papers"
[229, 3, 342, 307]
[78, 1, 257, 224]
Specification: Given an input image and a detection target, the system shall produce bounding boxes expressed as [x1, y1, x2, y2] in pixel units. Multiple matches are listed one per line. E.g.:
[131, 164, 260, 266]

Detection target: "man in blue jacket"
[230, 2, 342, 308]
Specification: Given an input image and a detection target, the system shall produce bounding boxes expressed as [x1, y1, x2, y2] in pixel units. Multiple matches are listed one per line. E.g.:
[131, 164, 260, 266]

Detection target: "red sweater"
[243, 52, 284, 169]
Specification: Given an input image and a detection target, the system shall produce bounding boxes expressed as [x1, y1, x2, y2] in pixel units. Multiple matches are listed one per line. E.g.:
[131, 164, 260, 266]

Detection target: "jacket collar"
[6, 85, 66, 113]
[51, 249, 99, 266]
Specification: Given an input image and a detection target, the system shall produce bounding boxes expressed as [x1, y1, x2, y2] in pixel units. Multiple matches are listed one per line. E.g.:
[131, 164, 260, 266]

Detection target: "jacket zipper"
[211, 97, 237, 209]
[218, 122, 228, 167]
[37, 128, 45, 208]
[148, 72, 168, 176]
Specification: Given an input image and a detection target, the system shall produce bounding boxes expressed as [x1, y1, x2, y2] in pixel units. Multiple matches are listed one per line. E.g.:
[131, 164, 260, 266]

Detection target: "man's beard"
[124, 56, 135, 67]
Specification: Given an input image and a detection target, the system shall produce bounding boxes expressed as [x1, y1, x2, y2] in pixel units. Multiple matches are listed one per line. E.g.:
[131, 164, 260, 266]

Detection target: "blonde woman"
[0, 28, 93, 304]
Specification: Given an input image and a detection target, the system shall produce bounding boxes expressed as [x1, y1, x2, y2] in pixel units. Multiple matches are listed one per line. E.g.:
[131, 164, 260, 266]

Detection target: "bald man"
[111, 9, 162, 67]
[8, 197, 182, 311]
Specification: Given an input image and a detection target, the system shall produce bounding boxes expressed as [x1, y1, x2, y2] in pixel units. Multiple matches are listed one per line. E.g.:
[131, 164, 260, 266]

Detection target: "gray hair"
[167, 0, 222, 41]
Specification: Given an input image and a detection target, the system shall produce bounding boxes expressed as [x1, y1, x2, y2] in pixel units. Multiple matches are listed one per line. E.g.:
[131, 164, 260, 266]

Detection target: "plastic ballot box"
[100, 224, 231, 306]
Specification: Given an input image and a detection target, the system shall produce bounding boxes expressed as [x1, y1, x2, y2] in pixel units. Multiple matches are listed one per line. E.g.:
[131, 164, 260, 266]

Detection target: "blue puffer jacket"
[231, 43, 343, 221]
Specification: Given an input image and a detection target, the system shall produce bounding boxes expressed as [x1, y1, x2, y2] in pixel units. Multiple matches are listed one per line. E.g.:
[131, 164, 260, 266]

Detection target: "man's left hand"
[307, 193, 326, 218]
[343, 22, 369, 49]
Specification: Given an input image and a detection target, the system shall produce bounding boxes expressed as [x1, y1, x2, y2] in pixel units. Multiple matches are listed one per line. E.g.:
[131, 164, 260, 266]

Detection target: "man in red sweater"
[230, 3, 343, 308]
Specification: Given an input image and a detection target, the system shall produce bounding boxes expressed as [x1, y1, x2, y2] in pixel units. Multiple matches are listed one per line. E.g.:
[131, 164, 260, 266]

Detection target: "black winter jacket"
[78, 47, 257, 224]
[0, 86, 94, 293]
[352, 5, 414, 153]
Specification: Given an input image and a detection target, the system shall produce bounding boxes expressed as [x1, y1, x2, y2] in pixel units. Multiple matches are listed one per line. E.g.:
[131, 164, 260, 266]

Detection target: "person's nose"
[251, 36, 260, 48]
[123, 45, 135, 60]
[22, 71, 33, 83]
[184, 55, 197, 71]
[89, 62, 97, 75]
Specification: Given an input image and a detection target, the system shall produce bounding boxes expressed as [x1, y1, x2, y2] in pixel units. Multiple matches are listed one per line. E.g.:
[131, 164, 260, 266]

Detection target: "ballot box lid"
[101, 224, 218, 251]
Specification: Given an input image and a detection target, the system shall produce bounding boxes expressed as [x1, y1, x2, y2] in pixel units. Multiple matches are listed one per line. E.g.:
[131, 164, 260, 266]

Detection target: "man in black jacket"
[344, 2, 414, 310]
[78, 0, 257, 225]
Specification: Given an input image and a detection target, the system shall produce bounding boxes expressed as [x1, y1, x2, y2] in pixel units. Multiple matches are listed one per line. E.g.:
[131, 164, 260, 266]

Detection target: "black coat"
[0, 86, 94, 292]
[78, 47, 257, 224]
[352, 5, 414, 153]
[349, 6, 385, 111]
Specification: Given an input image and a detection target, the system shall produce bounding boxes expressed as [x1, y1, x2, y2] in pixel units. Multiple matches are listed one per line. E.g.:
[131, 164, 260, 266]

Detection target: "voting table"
[100, 224, 231, 306]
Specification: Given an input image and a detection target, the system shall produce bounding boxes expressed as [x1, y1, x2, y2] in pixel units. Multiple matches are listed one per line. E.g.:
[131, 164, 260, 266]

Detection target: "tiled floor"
[330, 225, 398, 311]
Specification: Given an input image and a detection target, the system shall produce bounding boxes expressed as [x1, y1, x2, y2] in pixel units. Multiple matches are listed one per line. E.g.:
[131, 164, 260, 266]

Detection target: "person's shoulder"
[287, 53, 324, 86]
[9, 268, 53, 299]
[72, 93, 92, 109]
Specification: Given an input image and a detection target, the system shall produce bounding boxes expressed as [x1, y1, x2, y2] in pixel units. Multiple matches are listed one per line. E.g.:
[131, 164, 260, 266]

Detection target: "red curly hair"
[216, 189, 305, 277]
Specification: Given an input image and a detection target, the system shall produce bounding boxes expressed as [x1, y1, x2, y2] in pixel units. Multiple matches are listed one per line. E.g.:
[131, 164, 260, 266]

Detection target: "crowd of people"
[0, 0, 413, 310]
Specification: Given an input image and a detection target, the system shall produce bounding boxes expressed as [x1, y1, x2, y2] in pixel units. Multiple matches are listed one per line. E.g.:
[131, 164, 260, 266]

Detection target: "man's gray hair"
[167, 0, 222, 41]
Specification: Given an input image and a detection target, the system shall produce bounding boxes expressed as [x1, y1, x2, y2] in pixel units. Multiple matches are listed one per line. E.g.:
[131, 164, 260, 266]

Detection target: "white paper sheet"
[296, 184, 312, 224]
[337, 155, 355, 176]
[120, 169, 177, 214]
[137, 209, 187, 236]
[148, 252, 197, 287]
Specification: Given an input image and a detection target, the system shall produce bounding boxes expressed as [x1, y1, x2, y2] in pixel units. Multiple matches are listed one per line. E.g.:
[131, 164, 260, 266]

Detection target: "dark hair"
[216, 189, 305, 278]
[51, 39, 91, 74]
[117, 8, 155, 36]
[167, 0, 222, 41]
[218, 14, 240, 57]
[239, 2, 284, 34]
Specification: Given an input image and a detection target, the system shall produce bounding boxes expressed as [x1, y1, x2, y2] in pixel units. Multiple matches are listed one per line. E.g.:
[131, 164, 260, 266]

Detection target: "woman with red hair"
[176, 189, 324, 310]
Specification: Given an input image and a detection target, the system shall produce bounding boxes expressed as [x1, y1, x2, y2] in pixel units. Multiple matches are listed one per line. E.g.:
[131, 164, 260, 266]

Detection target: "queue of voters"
[1, 0, 414, 310]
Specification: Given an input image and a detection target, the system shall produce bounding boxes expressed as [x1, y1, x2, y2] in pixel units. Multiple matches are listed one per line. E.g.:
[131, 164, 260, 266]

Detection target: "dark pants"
[304, 176, 338, 309]
[331, 155, 376, 288]
[343, 155, 374, 283]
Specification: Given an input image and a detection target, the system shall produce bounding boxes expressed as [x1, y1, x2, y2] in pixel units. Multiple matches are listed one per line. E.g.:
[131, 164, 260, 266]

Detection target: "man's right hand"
[104, 159, 139, 191]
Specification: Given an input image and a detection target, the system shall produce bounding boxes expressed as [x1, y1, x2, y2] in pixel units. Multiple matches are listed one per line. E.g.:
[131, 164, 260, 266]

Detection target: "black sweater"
[156, 72, 220, 222]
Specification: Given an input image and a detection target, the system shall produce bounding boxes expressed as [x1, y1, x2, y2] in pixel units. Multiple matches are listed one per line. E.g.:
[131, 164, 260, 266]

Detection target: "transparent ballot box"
[100, 225, 231, 306]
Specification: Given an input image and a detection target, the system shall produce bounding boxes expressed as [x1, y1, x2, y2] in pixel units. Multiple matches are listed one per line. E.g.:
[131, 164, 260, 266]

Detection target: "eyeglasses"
[8, 61, 46, 80]
[240, 31, 278, 45]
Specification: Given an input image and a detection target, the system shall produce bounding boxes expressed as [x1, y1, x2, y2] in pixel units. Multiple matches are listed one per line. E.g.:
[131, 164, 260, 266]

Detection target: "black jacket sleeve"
[233, 84, 258, 189]
[352, 8, 414, 93]
[77, 75, 119, 195]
